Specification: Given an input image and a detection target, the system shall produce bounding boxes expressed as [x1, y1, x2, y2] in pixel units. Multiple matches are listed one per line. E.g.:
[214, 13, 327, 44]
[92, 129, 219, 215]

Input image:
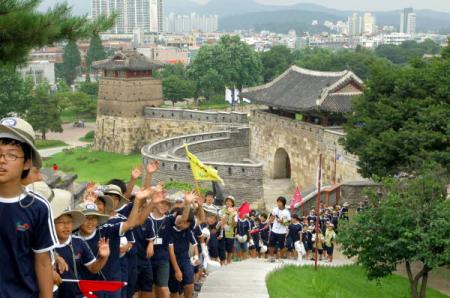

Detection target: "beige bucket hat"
[103, 184, 129, 208]
[51, 189, 85, 231]
[0, 117, 42, 168]
[75, 201, 110, 225]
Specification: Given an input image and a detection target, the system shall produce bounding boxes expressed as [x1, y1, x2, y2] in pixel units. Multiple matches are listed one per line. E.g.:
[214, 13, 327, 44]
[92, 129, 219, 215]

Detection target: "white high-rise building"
[348, 13, 363, 36]
[91, 0, 163, 34]
[400, 7, 416, 35]
[164, 13, 219, 33]
[363, 12, 376, 35]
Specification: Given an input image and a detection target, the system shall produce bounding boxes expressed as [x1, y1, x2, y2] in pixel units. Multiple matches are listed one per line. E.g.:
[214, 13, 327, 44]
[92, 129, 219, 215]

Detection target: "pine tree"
[86, 35, 107, 70]
[0, 0, 115, 67]
[61, 41, 81, 85]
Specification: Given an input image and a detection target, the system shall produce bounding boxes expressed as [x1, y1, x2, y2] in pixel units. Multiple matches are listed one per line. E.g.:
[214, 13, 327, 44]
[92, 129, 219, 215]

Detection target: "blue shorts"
[152, 261, 170, 287]
[326, 245, 334, 256]
[136, 259, 153, 292]
[234, 239, 248, 253]
[225, 238, 235, 253]
[218, 238, 226, 261]
[169, 258, 194, 293]
[269, 233, 286, 250]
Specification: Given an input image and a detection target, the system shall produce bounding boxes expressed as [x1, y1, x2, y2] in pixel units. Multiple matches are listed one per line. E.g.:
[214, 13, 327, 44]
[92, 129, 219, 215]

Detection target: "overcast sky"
[39, 0, 450, 13]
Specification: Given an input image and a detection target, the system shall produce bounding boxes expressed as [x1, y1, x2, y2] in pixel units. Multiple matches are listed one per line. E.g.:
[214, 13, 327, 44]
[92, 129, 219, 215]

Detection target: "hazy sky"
[39, 0, 450, 13]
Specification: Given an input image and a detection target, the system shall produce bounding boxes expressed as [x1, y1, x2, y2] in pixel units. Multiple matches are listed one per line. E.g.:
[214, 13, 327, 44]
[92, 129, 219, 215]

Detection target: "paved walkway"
[198, 258, 354, 298]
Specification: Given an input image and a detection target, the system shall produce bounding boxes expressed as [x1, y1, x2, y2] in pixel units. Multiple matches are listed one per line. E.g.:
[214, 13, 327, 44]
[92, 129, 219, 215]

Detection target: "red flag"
[238, 201, 251, 218]
[63, 280, 126, 298]
[290, 186, 303, 212]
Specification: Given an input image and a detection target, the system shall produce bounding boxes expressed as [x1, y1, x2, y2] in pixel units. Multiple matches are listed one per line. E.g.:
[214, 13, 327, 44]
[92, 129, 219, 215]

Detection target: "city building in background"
[91, 0, 163, 33]
[19, 60, 56, 86]
[400, 7, 416, 35]
[164, 12, 219, 33]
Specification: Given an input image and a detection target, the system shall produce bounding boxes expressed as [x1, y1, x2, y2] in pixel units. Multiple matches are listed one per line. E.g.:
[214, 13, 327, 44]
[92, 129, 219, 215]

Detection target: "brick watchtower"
[92, 50, 164, 154]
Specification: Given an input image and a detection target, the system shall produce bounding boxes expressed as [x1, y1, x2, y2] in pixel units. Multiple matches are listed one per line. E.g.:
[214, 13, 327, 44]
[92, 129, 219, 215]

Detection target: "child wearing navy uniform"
[52, 190, 110, 298]
[235, 215, 251, 261]
[0, 117, 58, 298]
[286, 214, 303, 259]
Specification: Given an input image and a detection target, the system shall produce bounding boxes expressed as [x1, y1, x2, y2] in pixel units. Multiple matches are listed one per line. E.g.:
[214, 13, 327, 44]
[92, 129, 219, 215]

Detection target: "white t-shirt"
[271, 207, 291, 234]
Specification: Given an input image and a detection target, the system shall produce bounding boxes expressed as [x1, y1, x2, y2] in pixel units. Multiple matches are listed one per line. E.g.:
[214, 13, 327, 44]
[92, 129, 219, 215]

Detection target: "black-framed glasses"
[0, 153, 25, 161]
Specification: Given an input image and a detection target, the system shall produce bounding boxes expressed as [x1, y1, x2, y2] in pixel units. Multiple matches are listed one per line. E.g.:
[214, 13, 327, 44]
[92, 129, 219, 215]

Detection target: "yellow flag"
[184, 144, 224, 184]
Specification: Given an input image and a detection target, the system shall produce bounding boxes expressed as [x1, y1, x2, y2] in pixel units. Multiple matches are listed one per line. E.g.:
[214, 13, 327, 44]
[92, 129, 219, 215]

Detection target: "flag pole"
[298, 183, 305, 216]
[315, 153, 322, 271]
[333, 148, 337, 185]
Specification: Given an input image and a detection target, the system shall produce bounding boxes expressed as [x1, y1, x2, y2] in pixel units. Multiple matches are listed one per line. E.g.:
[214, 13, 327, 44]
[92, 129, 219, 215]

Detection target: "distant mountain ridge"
[165, 0, 450, 33]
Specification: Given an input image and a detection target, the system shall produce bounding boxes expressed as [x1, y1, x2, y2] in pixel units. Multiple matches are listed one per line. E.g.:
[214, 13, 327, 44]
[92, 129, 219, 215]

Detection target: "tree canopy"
[162, 75, 194, 105]
[0, 66, 33, 118]
[0, 0, 115, 67]
[60, 40, 81, 85]
[341, 46, 450, 178]
[26, 83, 62, 139]
[338, 163, 450, 298]
[86, 35, 107, 70]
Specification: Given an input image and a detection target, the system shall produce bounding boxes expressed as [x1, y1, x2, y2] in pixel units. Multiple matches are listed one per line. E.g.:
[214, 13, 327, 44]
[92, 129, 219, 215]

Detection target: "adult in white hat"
[0, 117, 57, 298]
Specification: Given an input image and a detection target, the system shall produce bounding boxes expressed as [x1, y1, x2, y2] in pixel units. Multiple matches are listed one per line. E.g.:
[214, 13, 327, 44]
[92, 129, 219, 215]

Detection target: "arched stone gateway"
[273, 148, 291, 179]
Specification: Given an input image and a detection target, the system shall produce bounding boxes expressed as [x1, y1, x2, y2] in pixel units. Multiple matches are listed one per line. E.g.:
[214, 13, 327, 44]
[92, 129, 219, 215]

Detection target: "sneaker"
[194, 283, 202, 292]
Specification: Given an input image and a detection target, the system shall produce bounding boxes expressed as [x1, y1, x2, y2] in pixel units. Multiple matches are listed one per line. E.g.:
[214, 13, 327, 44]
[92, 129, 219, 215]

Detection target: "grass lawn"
[266, 265, 447, 298]
[43, 147, 141, 184]
[60, 110, 96, 124]
[36, 139, 68, 149]
[42, 147, 209, 193]
[79, 130, 95, 143]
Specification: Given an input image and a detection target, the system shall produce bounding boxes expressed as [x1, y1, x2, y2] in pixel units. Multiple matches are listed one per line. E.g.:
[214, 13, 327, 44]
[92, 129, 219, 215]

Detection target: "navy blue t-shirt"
[168, 227, 197, 260]
[55, 236, 96, 297]
[287, 223, 303, 242]
[236, 219, 250, 237]
[117, 202, 133, 218]
[258, 222, 269, 242]
[150, 214, 175, 264]
[75, 229, 105, 281]
[97, 216, 125, 280]
[133, 217, 155, 260]
[0, 192, 58, 298]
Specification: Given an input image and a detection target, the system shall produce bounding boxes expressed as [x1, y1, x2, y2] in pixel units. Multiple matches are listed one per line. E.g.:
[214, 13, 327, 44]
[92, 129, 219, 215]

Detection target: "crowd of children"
[0, 117, 350, 298]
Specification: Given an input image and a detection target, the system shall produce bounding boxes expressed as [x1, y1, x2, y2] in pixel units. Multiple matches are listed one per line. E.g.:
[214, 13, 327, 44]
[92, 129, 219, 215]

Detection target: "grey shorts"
[234, 239, 248, 253]
[152, 262, 170, 287]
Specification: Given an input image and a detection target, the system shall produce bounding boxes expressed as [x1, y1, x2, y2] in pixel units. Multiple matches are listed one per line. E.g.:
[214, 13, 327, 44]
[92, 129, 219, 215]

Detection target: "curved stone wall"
[142, 127, 264, 204]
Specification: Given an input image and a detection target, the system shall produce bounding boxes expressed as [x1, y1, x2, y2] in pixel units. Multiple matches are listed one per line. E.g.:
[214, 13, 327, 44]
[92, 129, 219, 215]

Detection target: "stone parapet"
[142, 128, 264, 204]
[144, 107, 248, 124]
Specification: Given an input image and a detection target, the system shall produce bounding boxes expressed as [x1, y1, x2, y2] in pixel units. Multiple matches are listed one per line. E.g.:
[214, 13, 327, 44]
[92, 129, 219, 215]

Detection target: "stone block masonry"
[142, 128, 264, 204]
[94, 107, 249, 154]
[250, 109, 365, 192]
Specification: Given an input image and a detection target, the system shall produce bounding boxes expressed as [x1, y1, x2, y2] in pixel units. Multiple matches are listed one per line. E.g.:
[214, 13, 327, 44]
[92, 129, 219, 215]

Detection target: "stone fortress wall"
[250, 109, 364, 190]
[142, 127, 264, 204]
[94, 107, 248, 154]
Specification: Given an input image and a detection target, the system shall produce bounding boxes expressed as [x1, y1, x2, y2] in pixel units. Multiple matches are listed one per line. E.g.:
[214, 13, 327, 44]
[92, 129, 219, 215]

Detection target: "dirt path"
[46, 122, 96, 147]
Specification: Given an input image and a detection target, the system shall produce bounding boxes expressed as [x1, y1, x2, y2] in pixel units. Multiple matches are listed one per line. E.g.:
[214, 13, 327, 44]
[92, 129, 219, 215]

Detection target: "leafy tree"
[197, 69, 224, 101]
[189, 36, 262, 104]
[441, 37, 450, 59]
[0, 66, 33, 117]
[70, 92, 97, 118]
[26, 83, 62, 139]
[86, 35, 106, 70]
[60, 40, 81, 85]
[162, 75, 194, 106]
[154, 63, 186, 80]
[375, 39, 441, 64]
[0, 1, 115, 67]
[292, 47, 385, 80]
[338, 163, 450, 298]
[341, 50, 450, 178]
[56, 78, 70, 93]
[53, 91, 96, 117]
[260, 45, 293, 82]
[79, 81, 99, 97]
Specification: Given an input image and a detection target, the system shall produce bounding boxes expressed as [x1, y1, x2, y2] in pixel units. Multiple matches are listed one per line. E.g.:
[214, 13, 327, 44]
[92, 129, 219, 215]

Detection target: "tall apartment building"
[363, 12, 376, 35]
[91, 0, 163, 34]
[348, 13, 362, 36]
[400, 7, 416, 35]
[164, 13, 219, 33]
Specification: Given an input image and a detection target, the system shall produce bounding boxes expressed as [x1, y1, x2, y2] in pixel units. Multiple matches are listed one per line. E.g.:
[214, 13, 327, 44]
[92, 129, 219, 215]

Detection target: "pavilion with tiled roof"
[241, 65, 363, 126]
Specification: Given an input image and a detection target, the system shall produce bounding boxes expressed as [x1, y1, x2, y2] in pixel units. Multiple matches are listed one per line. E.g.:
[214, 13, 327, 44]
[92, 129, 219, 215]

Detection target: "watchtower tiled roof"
[241, 66, 363, 113]
[92, 50, 164, 71]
